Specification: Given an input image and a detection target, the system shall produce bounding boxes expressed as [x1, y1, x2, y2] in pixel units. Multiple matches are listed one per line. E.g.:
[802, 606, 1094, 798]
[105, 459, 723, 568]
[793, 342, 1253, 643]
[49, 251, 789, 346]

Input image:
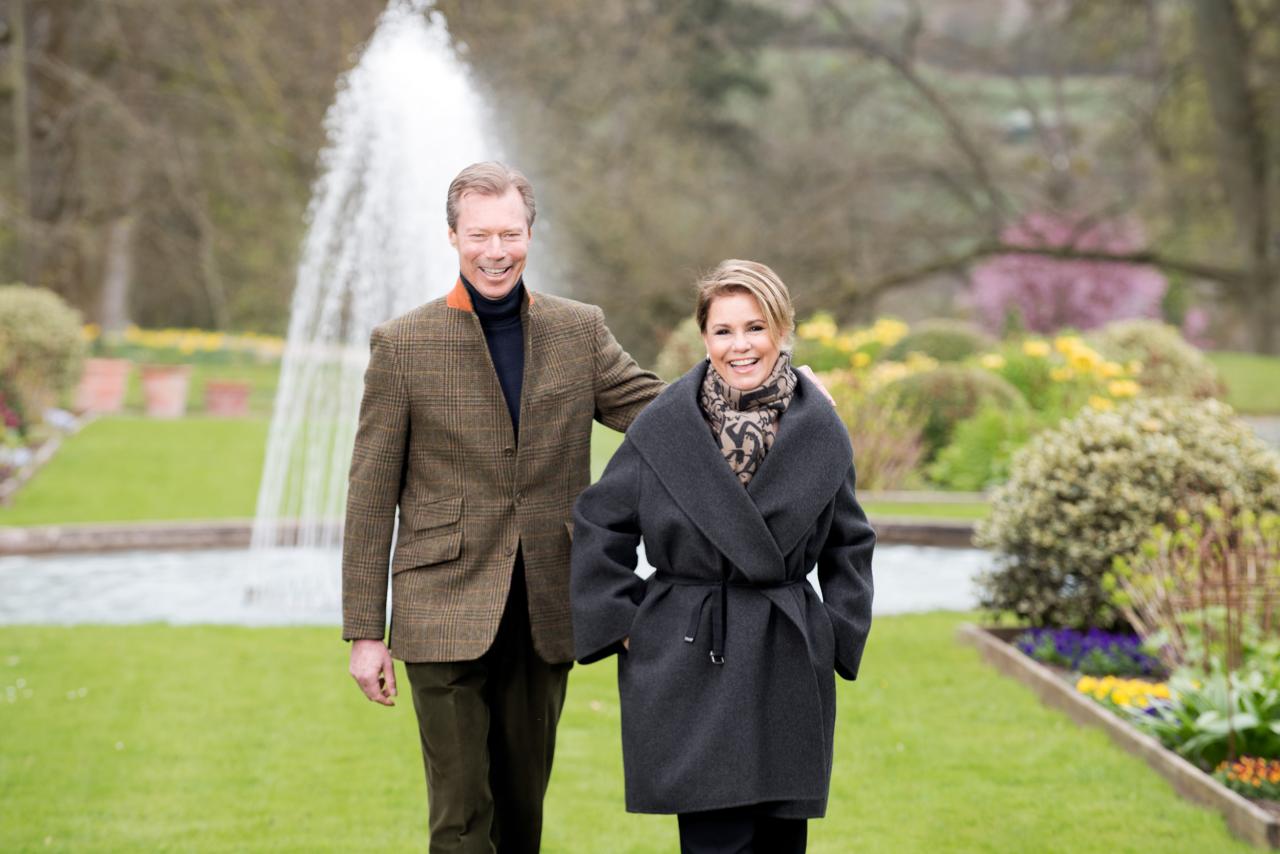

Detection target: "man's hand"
[350, 639, 397, 706]
[796, 364, 837, 407]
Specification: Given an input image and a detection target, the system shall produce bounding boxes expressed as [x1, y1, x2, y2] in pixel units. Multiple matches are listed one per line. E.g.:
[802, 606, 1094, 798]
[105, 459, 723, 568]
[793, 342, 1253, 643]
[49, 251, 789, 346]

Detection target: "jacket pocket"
[404, 494, 463, 532]
[392, 529, 462, 575]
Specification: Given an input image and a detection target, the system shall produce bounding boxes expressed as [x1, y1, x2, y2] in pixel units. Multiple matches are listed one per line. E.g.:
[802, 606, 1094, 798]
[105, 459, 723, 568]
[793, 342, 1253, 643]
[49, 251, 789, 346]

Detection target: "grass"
[1, 418, 988, 527]
[0, 613, 1250, 851]
[0, 417, 269, 526]
[1208, 351, 1280, 415]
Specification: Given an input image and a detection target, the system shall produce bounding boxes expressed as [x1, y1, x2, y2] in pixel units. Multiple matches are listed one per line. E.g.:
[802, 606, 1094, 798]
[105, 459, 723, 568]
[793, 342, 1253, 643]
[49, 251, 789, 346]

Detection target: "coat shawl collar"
[626, 360, 852, 584]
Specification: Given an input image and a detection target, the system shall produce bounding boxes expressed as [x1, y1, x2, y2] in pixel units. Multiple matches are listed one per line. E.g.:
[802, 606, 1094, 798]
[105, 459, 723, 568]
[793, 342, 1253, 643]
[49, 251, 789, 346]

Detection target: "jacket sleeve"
[570, 437, 645, 664]
[342, 324, 409, 642]
[818, 463, 876, 680]
[590, 306, 665, 432]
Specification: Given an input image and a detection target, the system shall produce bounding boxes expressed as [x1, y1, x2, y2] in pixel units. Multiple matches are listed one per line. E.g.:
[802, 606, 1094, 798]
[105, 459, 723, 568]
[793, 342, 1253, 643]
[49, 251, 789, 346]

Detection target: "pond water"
[0, 544, 993, 626]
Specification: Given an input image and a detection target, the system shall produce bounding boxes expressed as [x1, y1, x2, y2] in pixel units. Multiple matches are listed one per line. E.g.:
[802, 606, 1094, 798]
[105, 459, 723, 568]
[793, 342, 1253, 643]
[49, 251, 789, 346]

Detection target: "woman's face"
[702, 291, 780, 391]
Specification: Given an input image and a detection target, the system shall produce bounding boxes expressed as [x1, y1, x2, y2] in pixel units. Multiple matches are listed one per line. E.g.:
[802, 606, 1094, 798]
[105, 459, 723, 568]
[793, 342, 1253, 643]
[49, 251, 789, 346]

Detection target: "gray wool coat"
[570, 360, 875, 818]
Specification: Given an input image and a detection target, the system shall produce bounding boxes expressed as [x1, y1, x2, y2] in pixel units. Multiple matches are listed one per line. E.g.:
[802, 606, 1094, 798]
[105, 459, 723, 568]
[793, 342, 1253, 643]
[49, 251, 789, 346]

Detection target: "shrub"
[875, 365, 1026, 459]
[882, 319, 992, 363]
[1089, 318, 1223, 399]
[970, 213, 1167, 334]
[0, 284, 85, 416]
[793, 314, 908, 373]
[977, 397, 1280, 629]
[823, 371, 925, 491]
[653, 316, 705, 381]
[928, 406, 1036, 491]
[1107, 504, 1280, 672]
[1018, 628, 1162, 677]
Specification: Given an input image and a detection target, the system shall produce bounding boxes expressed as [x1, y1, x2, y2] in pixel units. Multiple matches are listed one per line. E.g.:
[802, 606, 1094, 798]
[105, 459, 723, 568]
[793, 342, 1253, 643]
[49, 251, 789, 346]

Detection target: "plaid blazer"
[342, 279, 664, 663]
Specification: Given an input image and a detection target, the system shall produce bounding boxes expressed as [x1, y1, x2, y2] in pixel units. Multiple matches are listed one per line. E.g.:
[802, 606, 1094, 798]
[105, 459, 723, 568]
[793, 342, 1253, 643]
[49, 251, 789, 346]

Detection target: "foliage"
[1123, 668, 1280, 771]
[652, 316, 706, 381]
[875, 365, 1026, 459]
[977, 397, 1280, 629]
[928, 406, 1036, 491]
[1107, 503, 1280, 672]
[1076, 675, 1171, 711]
[0, 285, 85, 417]
[1214, 757, 1280, 800]
[882, 319, 993, 363]
[976, 334, 1140, 425]
[970, 213, 1167, 335]
[1017, 628, 1162, 677]
[822, 371, 925, 491]
[86, 324, 285, 366]
[793, 313, 907, 373]
[1089, 319, 1223, 399]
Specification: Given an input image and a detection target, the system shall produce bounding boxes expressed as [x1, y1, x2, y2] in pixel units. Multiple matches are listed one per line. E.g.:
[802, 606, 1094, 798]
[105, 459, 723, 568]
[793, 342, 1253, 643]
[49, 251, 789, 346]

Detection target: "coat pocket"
[403, 494, 463, 532]
[392, 530, 462, 575]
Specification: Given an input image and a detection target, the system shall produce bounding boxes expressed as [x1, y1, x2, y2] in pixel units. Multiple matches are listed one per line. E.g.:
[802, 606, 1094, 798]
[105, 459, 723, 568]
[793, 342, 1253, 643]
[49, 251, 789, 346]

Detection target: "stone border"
[0, 515, 974, 556]
[0, 413, 94, 506]
[957, 623, 1280, 849]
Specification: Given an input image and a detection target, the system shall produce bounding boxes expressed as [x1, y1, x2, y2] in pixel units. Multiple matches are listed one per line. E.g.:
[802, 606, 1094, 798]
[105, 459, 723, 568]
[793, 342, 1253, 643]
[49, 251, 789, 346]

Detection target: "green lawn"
[1208, 350, 1280, 414]
[0, 417, 269, 526]
[0, 613, 1249, 851]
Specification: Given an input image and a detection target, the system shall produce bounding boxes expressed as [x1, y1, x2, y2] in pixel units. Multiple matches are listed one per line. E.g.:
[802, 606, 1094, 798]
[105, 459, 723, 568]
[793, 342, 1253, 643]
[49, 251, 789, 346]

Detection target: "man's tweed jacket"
[342, 279, 663, 664]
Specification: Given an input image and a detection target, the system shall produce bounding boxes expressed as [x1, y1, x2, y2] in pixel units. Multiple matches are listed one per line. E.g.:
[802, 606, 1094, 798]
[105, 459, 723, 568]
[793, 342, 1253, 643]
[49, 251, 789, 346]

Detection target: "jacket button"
[503, 447, 514, 457]
[514, 491, 524, 504]
[505, 545, 515, 557]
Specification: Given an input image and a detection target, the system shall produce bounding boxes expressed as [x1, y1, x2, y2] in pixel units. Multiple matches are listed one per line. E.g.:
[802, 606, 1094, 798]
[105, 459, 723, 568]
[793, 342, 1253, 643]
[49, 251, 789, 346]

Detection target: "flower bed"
[959, 624, 1280, 846]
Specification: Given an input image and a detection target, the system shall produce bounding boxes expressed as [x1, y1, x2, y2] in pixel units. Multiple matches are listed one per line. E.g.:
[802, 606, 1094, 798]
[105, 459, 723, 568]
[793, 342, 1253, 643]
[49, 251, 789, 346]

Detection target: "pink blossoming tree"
[970, 213, 1168, 335]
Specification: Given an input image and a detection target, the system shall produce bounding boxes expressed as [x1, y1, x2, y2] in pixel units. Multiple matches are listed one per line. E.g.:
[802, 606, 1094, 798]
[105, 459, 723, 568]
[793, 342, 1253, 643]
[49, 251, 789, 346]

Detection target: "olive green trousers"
[405, 560, 571, 854]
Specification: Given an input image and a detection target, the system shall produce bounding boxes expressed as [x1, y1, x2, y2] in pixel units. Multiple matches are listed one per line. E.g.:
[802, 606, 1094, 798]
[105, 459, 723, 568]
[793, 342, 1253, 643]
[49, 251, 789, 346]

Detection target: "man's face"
[448, 188, 531, 300]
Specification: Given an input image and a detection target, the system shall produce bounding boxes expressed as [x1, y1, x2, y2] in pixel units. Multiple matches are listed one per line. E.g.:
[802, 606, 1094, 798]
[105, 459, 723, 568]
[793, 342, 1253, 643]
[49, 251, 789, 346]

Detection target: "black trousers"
[677, 806, 808, 854]
[405, 559, 571, 854]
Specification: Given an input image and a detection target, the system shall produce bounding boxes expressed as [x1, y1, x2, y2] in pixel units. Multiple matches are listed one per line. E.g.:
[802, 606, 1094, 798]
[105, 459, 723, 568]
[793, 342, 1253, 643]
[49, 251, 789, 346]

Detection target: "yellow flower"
[1054, 335, 1084, 355]
[797, 315, 838, 341]
[1127, 359, 1144, 375]
[1097, 361, 1124, 379]
[81, 323, 101, 342]
[979, 353, 1006, 370]
[1108, 380, 1141, 398]
[834, 335, 856, 353]
[1076, 676, 1098, 693]
[1089, 396, 1114, 411]
[1022, 340, 1050, 358]
[1069, 350, 1101, 373]
[871, 318, 909, 347]
[1050, 366, 1074, 383]
[852, 352, 872, 369]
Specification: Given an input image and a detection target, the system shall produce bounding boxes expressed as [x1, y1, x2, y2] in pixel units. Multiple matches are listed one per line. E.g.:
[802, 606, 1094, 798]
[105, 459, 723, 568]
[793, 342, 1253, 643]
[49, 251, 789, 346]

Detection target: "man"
[342, 161, 664, 852]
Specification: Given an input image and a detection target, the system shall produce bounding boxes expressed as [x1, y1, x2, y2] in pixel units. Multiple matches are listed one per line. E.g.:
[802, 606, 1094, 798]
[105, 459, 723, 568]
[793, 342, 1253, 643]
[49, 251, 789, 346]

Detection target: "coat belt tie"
[656, 572, 807, 665]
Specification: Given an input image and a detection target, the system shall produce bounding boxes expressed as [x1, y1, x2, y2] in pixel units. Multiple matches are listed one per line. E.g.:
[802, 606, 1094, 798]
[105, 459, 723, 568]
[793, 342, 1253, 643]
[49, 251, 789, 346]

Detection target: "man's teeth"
[479, 266, 510, 276]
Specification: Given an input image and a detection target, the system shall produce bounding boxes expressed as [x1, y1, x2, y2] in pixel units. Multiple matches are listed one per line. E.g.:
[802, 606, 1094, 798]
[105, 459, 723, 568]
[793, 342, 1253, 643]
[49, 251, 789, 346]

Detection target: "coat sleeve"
[818, 463, 876, 681]
[590, 306, 665, 432]
[341, 324, 409, 642]
[570, 437, 646, 664]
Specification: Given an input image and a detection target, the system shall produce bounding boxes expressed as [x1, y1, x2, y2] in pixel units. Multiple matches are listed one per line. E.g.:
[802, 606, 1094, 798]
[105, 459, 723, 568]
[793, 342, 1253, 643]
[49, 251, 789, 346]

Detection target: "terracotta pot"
[139, 364, 192, 418]
[203, 379, 252, 417]
[74, 358, 132, 414]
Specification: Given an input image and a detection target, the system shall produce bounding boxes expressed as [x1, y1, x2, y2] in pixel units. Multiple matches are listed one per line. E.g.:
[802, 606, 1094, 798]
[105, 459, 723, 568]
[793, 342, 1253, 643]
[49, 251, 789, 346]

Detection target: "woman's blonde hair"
[694, 259, 795, 348]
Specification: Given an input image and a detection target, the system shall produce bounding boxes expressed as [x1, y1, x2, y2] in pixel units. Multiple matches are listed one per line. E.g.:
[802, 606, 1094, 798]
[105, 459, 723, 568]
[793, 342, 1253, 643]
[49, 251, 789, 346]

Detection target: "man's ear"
[447, 228, 458, 248]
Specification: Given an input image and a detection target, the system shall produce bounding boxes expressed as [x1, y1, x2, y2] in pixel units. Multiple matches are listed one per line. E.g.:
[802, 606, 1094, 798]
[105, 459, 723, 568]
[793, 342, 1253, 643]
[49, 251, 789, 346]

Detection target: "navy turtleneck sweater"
[462, 275, 525, 439]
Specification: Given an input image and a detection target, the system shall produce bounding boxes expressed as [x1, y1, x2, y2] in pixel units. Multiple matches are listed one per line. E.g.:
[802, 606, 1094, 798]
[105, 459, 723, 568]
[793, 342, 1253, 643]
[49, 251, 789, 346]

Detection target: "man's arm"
[591, 307, 666, 432]
[343, 324, 409, 704]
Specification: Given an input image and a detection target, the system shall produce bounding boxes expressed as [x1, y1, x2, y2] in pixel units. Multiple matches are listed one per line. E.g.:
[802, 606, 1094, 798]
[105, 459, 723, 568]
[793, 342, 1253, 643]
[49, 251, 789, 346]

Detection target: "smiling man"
[341, 162, 665, 852]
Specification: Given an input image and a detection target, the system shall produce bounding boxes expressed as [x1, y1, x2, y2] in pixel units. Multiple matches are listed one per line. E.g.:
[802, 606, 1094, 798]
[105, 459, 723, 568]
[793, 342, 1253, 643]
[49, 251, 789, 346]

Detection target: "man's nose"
[484, 235, 505, 256]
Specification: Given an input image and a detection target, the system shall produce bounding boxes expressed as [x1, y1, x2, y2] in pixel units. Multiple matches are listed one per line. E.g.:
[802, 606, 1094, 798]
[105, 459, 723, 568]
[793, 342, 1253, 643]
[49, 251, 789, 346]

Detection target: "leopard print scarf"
[698, 351, 797, 486]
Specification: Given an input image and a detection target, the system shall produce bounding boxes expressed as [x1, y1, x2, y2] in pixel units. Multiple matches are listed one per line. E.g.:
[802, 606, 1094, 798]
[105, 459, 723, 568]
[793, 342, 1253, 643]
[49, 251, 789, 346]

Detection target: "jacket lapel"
[746, 371, 853, 555]
[443, 277, 515, 446]
[627, 361, 785, 583]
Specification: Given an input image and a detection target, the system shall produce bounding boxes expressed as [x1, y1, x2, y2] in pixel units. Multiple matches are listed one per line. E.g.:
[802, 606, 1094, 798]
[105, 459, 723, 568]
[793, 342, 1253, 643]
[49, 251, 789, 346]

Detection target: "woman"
[570, 259, 875, 852]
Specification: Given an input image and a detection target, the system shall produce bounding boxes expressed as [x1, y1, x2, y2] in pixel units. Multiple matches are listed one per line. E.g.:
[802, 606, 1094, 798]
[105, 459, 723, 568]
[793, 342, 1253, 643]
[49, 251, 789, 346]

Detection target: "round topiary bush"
[876, 365, 1026, 458]
[653, 316, 706, 381]
[0, 284, 85, 417]
[882, 319, 992, 363]
[1089, 319, 1222, 399]
[976, 396, 1280, 629]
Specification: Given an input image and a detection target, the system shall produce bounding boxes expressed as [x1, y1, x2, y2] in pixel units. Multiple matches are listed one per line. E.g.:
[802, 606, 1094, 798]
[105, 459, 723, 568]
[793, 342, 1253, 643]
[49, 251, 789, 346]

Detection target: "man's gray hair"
[446, 161, 536, 231]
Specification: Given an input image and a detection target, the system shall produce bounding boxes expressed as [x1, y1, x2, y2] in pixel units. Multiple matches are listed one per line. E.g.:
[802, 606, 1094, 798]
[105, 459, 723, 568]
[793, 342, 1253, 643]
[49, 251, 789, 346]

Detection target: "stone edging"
[956, 623, 1280, 849]
[0, 413, 95, 506]
[0, 516, 974, 556]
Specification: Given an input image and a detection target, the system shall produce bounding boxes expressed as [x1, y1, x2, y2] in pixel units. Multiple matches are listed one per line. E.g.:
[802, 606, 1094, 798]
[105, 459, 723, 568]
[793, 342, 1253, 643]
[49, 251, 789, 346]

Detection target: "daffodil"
[1022, 340, 1050, 358]
[979, 353, 1006, 370]
[1088, 396, 1114, 411]
[1108, 380, 1141, 398]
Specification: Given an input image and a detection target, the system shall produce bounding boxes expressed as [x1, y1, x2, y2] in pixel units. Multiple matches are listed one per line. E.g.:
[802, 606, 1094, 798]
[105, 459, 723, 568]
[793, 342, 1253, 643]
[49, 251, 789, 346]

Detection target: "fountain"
[252, 0, 499, 557]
